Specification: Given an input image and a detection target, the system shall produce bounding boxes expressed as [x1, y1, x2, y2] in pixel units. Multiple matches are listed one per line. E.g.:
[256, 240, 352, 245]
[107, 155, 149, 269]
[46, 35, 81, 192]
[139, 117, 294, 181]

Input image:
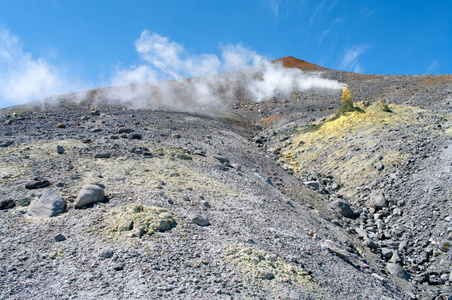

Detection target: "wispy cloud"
[0, 28, 82, 106]
[319, 29, 331, 45]
[310, 1, 325, 26]
[266, 0, 280, 19]
[427, 60, 439, 73]
[262, 0, 292, 22]
[339, 44, 369, 73]
[112, 30, 266, 85]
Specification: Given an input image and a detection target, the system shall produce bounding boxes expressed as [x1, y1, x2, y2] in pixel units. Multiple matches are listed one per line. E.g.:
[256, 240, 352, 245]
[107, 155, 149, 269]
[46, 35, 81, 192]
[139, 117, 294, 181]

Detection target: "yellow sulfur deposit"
[342, 87, 352, 105]
[224, 245, 327, 296]
[277, 95, 443, 200]
[100, 204, 177, 239]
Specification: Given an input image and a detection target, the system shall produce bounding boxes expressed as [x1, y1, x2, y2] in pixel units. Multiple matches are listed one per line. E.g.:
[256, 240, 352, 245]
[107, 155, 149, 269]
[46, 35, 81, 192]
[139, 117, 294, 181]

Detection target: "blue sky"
[0, 0, 451, 108]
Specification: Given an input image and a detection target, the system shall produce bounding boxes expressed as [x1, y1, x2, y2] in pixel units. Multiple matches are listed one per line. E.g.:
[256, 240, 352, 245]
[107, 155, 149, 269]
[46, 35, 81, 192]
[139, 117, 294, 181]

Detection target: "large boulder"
[75, 184, 105, 208]
[330, 199, 355, 218]
[28, 189, 66, 217]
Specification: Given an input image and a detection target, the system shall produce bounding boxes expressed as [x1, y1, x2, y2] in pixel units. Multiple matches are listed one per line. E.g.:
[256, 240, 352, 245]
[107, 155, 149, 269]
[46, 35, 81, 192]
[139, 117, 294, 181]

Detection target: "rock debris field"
[1, 57, 452, 299]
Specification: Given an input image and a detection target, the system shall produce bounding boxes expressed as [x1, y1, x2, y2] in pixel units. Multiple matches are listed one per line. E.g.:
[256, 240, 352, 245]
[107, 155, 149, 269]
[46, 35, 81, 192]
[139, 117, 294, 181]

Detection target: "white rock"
[75, 184, 105, 208]
[28, 189, 66, 217]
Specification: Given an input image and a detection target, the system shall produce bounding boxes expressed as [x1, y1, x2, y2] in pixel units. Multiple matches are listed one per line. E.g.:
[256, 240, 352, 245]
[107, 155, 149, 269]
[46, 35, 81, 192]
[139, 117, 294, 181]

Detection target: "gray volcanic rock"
[192, 214, 210, 226]
[75, 184, 105, 208]
[28, 189, 66, 217]
[1, 58, 451, 299]
[25, 178, 50, 189]
[56, 145, 65, 154]
[387, 263, 410, 280]
[367, 191, 387, 210]
[331, 199, 354, 218]
[94, 152, 111, 158]
[0, 199, 15, 210]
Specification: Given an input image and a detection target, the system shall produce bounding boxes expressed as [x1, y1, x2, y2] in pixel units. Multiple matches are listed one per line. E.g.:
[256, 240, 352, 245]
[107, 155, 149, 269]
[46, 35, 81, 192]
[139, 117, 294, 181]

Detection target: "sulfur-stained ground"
[1, 63, 451, 299]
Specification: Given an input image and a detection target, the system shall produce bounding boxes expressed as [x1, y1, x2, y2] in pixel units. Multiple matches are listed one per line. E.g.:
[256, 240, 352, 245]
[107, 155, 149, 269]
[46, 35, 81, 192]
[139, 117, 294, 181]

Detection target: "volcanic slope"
[1, 57, 451, 299]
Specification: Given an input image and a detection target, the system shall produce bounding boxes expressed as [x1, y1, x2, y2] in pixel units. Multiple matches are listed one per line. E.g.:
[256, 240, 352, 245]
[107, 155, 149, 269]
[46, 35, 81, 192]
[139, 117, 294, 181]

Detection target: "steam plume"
[103, 30, 345, 109]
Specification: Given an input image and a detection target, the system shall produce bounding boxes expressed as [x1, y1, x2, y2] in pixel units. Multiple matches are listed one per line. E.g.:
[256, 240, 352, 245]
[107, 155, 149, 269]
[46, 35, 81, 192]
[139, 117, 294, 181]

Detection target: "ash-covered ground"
[1, 59, 452, 299]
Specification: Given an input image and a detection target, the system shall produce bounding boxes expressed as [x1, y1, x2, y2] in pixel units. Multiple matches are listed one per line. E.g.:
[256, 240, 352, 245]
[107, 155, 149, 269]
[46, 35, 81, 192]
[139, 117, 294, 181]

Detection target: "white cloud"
[310, 1, 325, 26]
[112, 31, 267, 86]
[221, 44, 266, 72]
[109, 30, 345, 108]
[339, 44, 369, 73]
[0, 28, 81, 107]
[427, 60, 439, 73]
[319, 29, 331, 45]
[111, 65, 157, 86]
[134, 30, 222, 79]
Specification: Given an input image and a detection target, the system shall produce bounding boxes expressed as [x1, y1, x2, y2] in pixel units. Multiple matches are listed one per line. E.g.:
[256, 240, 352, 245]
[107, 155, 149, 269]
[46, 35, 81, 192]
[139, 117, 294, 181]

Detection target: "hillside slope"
[1, 57, 451, 299]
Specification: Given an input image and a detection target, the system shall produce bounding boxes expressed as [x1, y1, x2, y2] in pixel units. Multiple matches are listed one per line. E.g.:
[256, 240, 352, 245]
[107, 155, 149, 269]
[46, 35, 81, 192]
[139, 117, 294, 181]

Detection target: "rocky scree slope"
[1, 57, 452, 299]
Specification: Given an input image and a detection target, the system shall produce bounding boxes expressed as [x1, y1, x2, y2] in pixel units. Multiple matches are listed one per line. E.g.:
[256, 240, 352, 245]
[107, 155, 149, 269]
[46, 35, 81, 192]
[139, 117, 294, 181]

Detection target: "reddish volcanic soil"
[273, 56, 328, 71]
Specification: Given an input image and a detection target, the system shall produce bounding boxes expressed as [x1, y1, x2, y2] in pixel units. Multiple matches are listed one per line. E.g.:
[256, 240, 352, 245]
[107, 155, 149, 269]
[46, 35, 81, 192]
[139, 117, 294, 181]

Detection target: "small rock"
[28, 189, 66, 217]
[99, 248, 114, 259]
[304, 181, 320, 190]
[118, 219, 133, 231]
[0, 141, 14, 147]
[118, 128, 133, 134]
[202, 200, 211, 208]
[389, 250, 402, 264]
[113, 262, 124, 271]
[92, 171, 102, 178]
[192, 214, 210, 226]
[381, 248, 393, 260]
[398, 240, 408, 252]
[128, 133, 142, 140]
[194, 150, 206, 156]
[386, 263, 410, 280]
[130, 146, 148, 155]
[54, 234, 66, 242]
[143, 151, 153, 157]
[365, 238, 378, 250]
[439, 241, 451, 252]
[330, 199, 355, 218]
[367, 191, 388, 210]
[25, 178, 50, 189]
[0, 199, 15, 210]
[259, 269, 275, 280]
[94, 152, 111, 159]
[323, 240, 350, 260]
[212, 154, 230, 164]
[375, 163, 384, 171]
[57, 123, 66, 128]
[158, 220, 172, 232]
[74, 184, 105, 208]
[56, 145, 64, 154]
[253, 172, 275, 188]
[177, 153, 192, 160]
[131, 226, 145, 238]
[90, 109, 100, 116]
[17, 197, 30, 207]
[414, 272, 429, 283]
